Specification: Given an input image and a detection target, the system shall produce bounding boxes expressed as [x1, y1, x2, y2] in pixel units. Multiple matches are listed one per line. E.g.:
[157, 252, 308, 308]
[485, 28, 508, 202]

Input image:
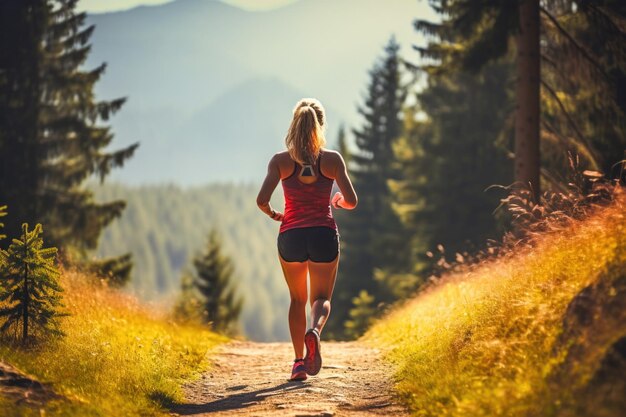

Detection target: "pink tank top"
[279, 153, 337, 234]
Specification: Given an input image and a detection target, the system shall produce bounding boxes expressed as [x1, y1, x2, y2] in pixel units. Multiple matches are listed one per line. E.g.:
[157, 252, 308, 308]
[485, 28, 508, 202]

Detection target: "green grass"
[0, 270, 226, 416]
[366, 194, 626, 417]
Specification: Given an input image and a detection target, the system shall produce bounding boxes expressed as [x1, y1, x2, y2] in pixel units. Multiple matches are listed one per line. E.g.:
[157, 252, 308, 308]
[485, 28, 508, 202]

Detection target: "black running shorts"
[277, 226, 339, 263]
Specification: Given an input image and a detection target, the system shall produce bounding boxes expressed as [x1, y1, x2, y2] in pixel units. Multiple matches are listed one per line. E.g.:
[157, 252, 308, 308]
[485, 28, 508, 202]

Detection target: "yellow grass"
[366, 194, 626, 417]
[0, 270, 226, 416]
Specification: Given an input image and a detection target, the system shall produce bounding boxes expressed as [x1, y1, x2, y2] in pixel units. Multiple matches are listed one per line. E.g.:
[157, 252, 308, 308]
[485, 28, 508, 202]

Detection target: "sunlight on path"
[170, 341, 408, 416]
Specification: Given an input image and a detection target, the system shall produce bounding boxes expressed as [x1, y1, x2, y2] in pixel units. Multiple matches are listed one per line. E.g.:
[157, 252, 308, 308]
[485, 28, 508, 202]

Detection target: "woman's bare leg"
[308, 254, 339, 334]
[279, 256, 309, 359]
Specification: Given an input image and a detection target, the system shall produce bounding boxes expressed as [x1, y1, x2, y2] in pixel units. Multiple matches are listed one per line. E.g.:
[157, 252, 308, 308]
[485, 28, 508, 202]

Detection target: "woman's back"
[280, 151, 336, 233]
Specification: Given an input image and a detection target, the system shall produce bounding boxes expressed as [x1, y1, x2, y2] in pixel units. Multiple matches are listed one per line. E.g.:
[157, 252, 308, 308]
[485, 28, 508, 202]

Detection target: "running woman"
[256, 98, 357, 381]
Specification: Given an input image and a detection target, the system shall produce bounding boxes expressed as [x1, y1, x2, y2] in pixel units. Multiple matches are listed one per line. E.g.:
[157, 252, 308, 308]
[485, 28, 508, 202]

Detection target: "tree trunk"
[22, 232, 29, 344]
[515, 0, 541, 201]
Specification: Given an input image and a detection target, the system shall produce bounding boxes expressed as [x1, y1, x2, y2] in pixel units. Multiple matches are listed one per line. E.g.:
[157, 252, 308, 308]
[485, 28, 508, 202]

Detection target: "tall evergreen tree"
[192, 230, 243, 334]
[0, 1, 138, 281]
[0, 223, 65, 343]
[395, 0, 624, 280]
[381, 0, 516, 280]
[539, 1, 626, 183]
[418, 1, 624, 196]
[416, 1, 540, 199]
[336, 124, 350, 166]
[329, 38, 409, 338]
[392, 64, 513, 268]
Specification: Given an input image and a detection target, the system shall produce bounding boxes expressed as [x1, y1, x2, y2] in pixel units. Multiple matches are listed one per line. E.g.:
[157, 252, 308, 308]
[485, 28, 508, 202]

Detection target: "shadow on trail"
[167, 381, 308, 414]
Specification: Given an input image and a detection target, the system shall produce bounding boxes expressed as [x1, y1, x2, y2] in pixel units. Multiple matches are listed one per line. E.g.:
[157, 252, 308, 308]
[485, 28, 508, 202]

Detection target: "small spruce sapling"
[344, 290, 376, 339]
[193, 230, 243, 335]
[0, 224, 66, 343]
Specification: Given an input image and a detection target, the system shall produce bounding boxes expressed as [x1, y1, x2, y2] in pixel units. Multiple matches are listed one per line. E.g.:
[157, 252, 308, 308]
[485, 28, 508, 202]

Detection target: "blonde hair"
[285, 98, 326, 164]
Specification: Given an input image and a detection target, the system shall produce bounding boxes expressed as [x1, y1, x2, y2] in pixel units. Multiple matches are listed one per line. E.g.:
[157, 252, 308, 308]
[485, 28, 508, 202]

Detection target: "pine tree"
[388, 0, 625, 286]
[365, 1, 519, 285]
[0, 0, 138, 283]
[343, 290, 376, 339]
[336, 124, 350, 166]
[0, 223, 65, 343]
[329, 38, 409, 338]
[415, 1, 625, 197]
[86, 253, 133, 287]
[416, 0, 540, 199]
[387, 110, 432, 280]
[192, 230, 243, 334]
[393, 65, 513, 269]
[173, 271, 203, 324]
[539, 1, 626, 183]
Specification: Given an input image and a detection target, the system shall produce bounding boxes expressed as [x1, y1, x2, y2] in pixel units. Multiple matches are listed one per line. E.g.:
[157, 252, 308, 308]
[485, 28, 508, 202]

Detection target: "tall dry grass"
[366, 190, 625, 416]
[0, 269, 226, 416]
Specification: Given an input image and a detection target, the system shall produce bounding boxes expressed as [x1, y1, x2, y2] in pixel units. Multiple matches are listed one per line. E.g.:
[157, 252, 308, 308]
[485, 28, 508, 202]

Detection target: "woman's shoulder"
[273, 151, 291, 159]
[270, 151, 295, 175]
[319, 149, 346, 178]
[321, 148, 341, 160]
[270, 150, 291, 163]
[321, 149, 345, 165]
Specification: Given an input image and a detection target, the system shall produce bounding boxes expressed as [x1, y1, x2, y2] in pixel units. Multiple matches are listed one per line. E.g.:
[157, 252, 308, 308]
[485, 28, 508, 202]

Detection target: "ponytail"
[285, 98, 326, 164]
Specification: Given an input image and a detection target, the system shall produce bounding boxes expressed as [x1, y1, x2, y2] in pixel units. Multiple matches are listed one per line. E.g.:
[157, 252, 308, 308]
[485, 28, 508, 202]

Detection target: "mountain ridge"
[85, 0, 434, 184]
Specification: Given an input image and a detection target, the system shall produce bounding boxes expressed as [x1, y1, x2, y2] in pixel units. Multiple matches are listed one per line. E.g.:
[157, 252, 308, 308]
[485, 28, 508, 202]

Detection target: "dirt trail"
[170, 340, 409, 417]
[0, 362, 63, 407]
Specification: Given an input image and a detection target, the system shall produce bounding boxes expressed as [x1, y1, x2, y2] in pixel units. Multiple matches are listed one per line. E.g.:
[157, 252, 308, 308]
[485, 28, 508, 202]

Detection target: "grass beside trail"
[0, 270, 226, 417]
[366, 194, 626, 417]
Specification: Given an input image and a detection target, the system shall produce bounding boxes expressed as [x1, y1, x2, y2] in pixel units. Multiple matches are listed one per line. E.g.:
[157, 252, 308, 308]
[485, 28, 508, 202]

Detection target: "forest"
[0, 0, 624, 416]
[328, 0, 625, 338]
[1, 0, 622, 342]
[92, 182, 288, 341]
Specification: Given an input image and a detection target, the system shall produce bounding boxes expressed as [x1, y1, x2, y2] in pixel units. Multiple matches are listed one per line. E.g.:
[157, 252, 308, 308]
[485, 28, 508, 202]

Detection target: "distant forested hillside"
[85, 0, 435, 184]
[92, 182, 288, 341]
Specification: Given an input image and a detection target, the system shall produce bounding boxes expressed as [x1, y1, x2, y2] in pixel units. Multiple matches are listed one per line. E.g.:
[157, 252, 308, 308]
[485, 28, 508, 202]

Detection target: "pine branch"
[541, 121, 571, 151]
[540, 79, 599, 166]
[61, 24, 95, 49]
[414, 19, 445, 38]
[540, 53, 576, 90]
[585, 3, 626, 35]
[541, 119, 599, 169]
[95, 97, 127, 121]
[461, 3, 517, 72]
[86, 253, 133, 286]
[540, 53, 557, 70]
[96, 142, 140, 183]
[540, 165, 570, 194]
[540, 6, 609, 80]
[48, 12, 86, 41]
[453, 0, 504, 38]
[54, 45, 91, 70]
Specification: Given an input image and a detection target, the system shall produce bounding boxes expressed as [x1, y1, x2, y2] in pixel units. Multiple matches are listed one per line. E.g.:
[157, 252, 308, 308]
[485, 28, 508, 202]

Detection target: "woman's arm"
[331, 153, 358, 210]
[256, 155, 284, 221]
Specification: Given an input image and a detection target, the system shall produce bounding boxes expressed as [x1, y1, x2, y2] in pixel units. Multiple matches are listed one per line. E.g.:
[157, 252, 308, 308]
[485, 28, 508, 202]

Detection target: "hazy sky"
[78, 0, 300, 13]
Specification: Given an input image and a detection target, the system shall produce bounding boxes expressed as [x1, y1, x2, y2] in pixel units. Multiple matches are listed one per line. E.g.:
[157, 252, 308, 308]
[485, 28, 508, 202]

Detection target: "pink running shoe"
[290, 358, 307, 381]
[304, 328, 322, 375]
